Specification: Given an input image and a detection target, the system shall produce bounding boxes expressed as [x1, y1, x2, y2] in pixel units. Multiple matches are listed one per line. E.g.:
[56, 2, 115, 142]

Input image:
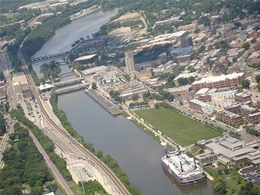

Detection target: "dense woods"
[0, 113, 6, 136]
[0, 123, 53, 195]
[11, 108, 72, 181]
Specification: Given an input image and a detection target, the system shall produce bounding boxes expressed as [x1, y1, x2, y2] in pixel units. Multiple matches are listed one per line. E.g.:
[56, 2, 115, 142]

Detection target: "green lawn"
[135, 108, 222, 146]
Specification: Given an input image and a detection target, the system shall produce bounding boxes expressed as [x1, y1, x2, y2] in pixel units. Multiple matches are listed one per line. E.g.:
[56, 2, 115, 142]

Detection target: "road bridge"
[55, 83, 89, 95]
[31, 51, 68, 62]
[54, 78, 84, 88]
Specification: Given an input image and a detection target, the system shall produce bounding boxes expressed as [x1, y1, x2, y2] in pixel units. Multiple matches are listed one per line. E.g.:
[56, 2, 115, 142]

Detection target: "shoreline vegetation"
[50, 92, 142, 195]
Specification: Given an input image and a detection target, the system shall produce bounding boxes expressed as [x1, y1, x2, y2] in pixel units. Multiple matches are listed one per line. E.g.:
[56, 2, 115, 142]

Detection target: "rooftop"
[74, 54, 97, 61]
[192, 73, 244, 85]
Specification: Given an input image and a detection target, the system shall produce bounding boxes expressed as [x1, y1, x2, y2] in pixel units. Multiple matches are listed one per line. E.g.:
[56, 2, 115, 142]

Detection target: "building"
[125, 51, 135, 75]
[177, 23, 197, 31]
[166, 85, 191, 97]
[212, 97, 233, 108]
[210, 90, 237, 99]
[39, 84, 54, 92]
[73, 54, 98, 66]
[247, 112, 260, 123]
[137, 69, 152, 81]
[189, 99, 215, 115]
[206, 136, 260, 164]
[198, 94, 211, 102]
[195, 152, 218, 166]
[194, 88, 210, 97]
[191, 73, 245, 90]
[240, 105, 259, 115]
[170, 46, 193, 56]
[234, 93, 251, 103]
[176, 54, 191, 64]
[22, 89, 34, 101]
[181, 37, 193, 47]
[119, 84, 147, 101]
[217, 110, 243, 126]
[225, 104, 241, 114]
[81, 66, 108, 76]
[152, 61, 179, 76]
[174, 72, 199, 86]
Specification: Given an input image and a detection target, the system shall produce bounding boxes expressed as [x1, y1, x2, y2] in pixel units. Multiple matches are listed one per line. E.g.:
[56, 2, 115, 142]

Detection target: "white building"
[212, 97, 233, 108]
[210, 90, 237, 99]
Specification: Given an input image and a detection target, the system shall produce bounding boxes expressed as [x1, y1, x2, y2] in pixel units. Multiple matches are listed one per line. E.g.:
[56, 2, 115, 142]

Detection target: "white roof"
[39, 84, 54, 91]
[192, 73, 244, 85]
[195, 88, 209, 95]
[81, 66, 108, 76]
[190, 99, 213, 108]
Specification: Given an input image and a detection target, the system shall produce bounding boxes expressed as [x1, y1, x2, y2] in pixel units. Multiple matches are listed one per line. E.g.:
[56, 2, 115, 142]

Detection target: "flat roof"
[195, 88, 209, 95]
[74, 54, 97, 62]
[12, 72, 27, 83]
[192, 73, 244, 85]
[81, 66, 108, 76]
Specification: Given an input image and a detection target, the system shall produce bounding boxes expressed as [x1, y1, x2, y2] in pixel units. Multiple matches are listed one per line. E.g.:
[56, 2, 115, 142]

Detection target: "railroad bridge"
[31, 51, 69, 62]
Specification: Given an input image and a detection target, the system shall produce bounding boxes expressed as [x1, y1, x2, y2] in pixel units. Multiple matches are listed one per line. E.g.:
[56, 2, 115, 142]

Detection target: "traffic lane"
[240, 166, 260, 184]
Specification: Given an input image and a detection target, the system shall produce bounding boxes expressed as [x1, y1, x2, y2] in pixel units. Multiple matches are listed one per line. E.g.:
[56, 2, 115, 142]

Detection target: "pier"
[54, 78, 84, 88]
[85, 89, 122, 116]
[55, 83, 89, 95]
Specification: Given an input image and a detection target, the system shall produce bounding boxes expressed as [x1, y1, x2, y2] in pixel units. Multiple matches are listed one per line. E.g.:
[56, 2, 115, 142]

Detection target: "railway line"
[18, 49, 131, 195]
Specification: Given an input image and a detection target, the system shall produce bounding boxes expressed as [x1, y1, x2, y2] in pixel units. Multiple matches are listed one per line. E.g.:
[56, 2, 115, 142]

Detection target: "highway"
[17, 48, 130, 195]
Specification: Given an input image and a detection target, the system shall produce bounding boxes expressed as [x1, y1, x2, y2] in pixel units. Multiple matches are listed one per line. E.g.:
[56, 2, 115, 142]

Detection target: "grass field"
[135, 108, 222, 146]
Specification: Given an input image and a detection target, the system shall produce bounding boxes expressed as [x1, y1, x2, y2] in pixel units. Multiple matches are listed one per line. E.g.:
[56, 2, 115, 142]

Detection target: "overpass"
[54, 78, 84, 88]
[31, 51, 68, 62]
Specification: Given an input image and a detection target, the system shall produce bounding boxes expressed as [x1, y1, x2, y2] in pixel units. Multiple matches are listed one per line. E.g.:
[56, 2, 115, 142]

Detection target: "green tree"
[242, 42, 250, 50]
[242, 79, 250, 89]
[257, 84, 260, 92]
[0, 113, 6, 135]
[92, 82, 97, 89]
[255, 74, 260, 83]
[132, 94, 139, 101]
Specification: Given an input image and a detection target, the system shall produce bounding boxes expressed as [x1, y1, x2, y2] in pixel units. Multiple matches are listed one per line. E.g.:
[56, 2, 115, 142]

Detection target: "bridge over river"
[31, 51, 69, 62]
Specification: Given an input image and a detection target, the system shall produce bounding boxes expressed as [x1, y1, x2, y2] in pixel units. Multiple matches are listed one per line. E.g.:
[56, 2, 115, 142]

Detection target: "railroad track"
[18, 50, 130, 195]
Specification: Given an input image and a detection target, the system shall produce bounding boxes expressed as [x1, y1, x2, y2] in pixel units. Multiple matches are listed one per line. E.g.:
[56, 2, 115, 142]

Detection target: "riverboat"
[161, 148, 206, 185]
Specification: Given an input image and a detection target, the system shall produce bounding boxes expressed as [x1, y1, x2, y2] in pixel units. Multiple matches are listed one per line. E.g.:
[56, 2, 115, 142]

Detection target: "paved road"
[27, 127, 74, 195]
[0, 49, 17, 110]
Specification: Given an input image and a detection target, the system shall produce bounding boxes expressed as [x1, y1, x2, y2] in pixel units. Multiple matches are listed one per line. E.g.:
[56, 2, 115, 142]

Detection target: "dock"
[85, 89, 122, 116]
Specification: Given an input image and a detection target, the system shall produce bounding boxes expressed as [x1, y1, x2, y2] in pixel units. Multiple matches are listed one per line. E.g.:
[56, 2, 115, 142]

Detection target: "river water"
[32, 9, 216, 195]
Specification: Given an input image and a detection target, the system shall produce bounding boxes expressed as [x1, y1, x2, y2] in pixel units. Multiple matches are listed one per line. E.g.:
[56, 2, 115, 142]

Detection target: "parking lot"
[240, 166, 260, 185]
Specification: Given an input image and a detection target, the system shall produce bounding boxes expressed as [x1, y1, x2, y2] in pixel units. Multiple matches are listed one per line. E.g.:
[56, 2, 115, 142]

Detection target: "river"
[32, 9, 216, 195]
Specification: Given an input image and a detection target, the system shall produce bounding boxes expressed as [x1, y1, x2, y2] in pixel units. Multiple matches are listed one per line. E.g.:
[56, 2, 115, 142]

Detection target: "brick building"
[247, 112, 260, 123]
[198, 94, 211, 102]
[234, 93, 252, 103]
[224, 104, 241, 114]
[217, 110, 243, 126]
[240, 105, 259, 115]
[191, 73, 244, 90]
[189, 99, 215, 115]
